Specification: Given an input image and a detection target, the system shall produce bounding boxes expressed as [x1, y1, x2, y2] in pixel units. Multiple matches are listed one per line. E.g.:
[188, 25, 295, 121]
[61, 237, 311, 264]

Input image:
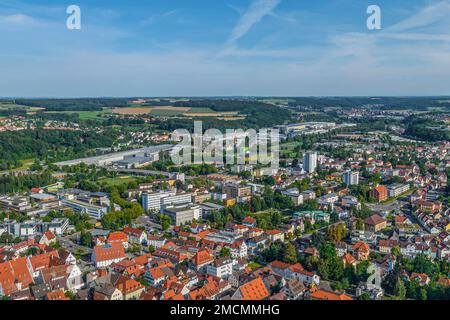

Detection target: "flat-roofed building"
[142, 190, 192, 213]
[162, 204, 201, 226]
[60, 199, 108, 219]
[142, 190, 176, 212]
[343, 170, 359, 186]
[223, 183, 251, 199]
[387, 183, 410, 198]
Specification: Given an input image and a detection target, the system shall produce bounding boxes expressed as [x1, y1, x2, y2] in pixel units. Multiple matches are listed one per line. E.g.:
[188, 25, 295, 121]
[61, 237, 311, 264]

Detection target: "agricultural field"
[112, 106, 190, 116]
[0, 102, 33, 110]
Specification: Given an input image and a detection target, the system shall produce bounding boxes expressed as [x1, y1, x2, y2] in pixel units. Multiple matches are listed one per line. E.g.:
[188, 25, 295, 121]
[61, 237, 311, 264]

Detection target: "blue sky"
[0, 0, 449, 97]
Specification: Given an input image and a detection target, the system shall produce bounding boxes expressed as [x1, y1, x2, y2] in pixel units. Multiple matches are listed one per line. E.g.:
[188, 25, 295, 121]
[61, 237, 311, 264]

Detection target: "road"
[59, 233, 93, 255]
[366, 198, 410, 214]
[107, 168, 193, 180]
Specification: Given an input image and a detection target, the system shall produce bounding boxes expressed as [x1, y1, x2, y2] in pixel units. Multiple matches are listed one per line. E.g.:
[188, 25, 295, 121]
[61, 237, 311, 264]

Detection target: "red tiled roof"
[47, 289, 70, 300]
[108, 232, 128, 243]
[43, 230, 56, 241]
[124, 227, 144, 237]
[93, 243, 126, 262]
[29, 251, 59, 272]
[193, 248, 214, 266]
[115, 275, 145, 295]
[238, 277, 270, 300]
[0, 257, 33, 296]
[243, 216, 256, 224]
[310, 289, 353, 301]
[352, 242, 370, 252]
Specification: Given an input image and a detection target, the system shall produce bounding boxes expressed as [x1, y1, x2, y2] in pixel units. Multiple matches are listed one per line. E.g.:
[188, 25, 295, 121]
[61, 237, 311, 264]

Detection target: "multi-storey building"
[343, 170, 359, 186]
[223, 184, 252, 199]
[303, 152, 317, 173]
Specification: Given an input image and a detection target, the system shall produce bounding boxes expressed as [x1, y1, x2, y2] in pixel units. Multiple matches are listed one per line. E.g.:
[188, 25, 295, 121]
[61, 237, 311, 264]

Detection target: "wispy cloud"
[140, 9, 182, 26]
[386, 0, 450, 33]
[227, 0, 281, 44]
[0, 13, 34, 24]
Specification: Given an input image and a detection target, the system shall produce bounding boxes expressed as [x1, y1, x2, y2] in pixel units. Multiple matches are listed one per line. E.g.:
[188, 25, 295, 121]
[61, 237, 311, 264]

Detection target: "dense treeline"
[34, 112, 80, 122]
[287, 97, 450, 111]
[0, 109, 28, 117]
[404, 116, 450, 142]
[0, 172, 55, 194]
[15, 98, 129, 111]
[206, 188, 294, 229]
[382, 254, 450, 300]
[0, 129, 118, 169]
[100, 189, 145, 231]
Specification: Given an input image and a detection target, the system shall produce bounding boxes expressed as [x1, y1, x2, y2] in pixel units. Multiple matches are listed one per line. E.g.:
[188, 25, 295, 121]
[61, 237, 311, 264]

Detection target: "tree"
[395, 279, 406, 300]
[327, 223, 347, 243]
[355, 218, 364, 231]
[80, 231, 93, 247]
[159, 214, 171, 231]
[65, 291, 78, 300]
[219, 247, 231, 258]
[391, 246, 401, 257]
[359, 292, 371, 300]
[411, 254, 435, 275]
[330, 211, 339, 223]
[283, 242, 298, 264]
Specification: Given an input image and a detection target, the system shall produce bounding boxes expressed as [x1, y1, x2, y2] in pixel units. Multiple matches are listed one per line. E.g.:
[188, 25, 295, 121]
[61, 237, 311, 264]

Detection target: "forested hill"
[171, 99, 293, 130]
[285, 97, 450, 110]
[15, 98, 129, 111]
[0, 129, 117, 170]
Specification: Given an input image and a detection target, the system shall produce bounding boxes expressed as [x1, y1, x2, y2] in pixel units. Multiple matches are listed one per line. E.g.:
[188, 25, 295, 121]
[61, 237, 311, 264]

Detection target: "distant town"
[0, 97, 448, 301]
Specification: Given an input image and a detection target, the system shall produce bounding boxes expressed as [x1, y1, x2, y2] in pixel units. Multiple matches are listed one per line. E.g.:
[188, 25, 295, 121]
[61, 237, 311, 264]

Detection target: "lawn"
[280, 141, 298, 157]
[0, 158, 35, 174]
[248, 262, 263, 270]
[98, 175, 137, 187]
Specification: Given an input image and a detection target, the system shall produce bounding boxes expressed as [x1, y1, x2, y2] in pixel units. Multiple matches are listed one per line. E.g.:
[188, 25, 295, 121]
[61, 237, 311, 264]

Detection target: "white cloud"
[227, 0, 281, 44]
[0, 13, 34, 24]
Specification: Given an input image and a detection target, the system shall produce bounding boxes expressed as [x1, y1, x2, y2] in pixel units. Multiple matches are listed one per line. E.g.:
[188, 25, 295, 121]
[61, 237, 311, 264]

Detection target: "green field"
[185, 107, 216, 114]
[0, 103, 32, 110]
[98, 175, 137, 187]
[148, 109, 187, 116]
[280, 141, 298, 157]
[0, 158, 35, 174]
[45, 109, 113, 120]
